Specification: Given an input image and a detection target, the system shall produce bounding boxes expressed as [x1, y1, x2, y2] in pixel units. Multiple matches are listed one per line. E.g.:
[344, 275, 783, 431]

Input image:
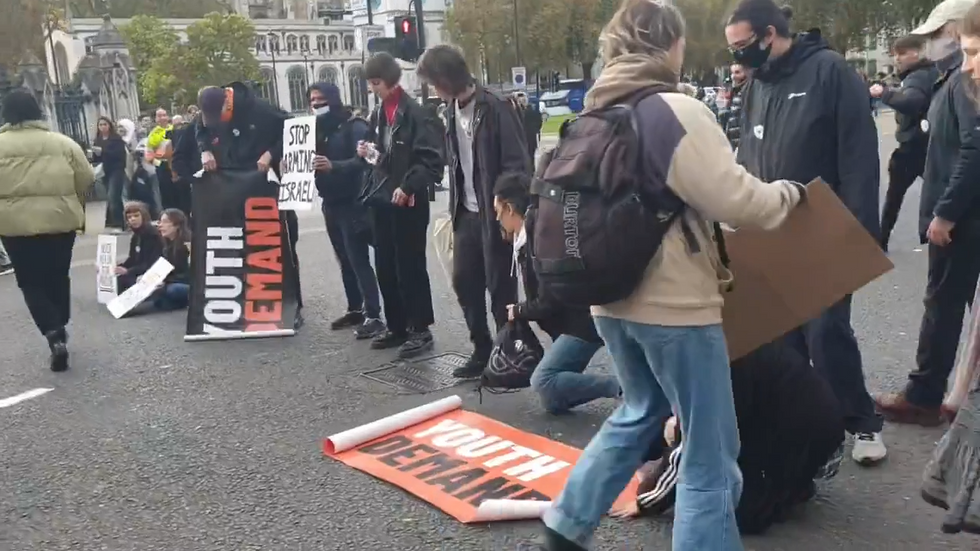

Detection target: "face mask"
[732, 37, 772, 69]
[924, 36, 958, 61]
[312, 104, 330, 115]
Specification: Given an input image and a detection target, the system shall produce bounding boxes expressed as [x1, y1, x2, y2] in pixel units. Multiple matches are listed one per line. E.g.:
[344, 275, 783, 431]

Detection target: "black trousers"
[1, 232, 76, 336]
[283, 209, 303, 310]
[906, 221, 980, 407]
[452, 209, 518, 353]
[156, 165, 178, 212]
[372, 201, 434, 334]
[171, 177, 193, 218]
[881, 143, 926, 243]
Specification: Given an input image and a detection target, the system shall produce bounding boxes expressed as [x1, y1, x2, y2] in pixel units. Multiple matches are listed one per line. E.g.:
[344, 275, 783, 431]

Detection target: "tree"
[125, 13, 259, 107]
[1, 0, 69, 71]
[676, 0, 733, 79]
[69, 0, 232, 18]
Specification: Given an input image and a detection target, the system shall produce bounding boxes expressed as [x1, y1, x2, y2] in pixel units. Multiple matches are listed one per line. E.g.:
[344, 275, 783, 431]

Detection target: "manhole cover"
[361, 352, 470, 393]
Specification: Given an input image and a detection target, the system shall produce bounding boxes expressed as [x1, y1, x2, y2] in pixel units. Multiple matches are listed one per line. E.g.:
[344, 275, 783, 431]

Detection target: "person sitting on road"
[493, 172, 621, 413]
[152, 208, 191, 311]
[115, 201, 163, 293]
[618, 338, 845, 536]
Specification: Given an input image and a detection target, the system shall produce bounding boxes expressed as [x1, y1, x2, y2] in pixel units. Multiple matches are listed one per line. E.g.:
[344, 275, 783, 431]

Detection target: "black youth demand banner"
[185, 170, 299, 341]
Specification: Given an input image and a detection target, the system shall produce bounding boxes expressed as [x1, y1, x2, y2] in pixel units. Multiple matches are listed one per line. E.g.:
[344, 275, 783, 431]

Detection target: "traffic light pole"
[410, 0, 429, 101]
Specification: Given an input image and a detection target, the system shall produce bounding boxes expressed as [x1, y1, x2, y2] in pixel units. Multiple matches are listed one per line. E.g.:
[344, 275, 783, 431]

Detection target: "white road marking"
[0, 388, 53, 409]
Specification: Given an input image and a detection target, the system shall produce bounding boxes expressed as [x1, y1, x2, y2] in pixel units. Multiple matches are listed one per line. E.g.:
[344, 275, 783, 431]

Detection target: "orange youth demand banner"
[323, 396, 638, 523]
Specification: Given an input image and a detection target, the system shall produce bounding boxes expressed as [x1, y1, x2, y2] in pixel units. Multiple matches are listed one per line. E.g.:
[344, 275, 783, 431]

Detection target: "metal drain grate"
[361, 352, 471, 394]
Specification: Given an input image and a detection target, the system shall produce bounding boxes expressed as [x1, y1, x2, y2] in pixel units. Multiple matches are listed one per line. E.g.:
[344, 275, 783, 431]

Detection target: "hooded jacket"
[737, 31, 881, 240]
[882, 59, 938, 146]
[920, 50, 980, 238]
[308, 82, 370, 205]
[195, 81, 287, 173]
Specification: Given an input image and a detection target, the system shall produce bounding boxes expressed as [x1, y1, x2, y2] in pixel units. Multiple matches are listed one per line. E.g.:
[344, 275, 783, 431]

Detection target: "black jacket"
[195, 82, 287, 173]
[162, 239, 190, 284]
[120, 225, 164, 278]
[737, 31, 880, 240]
[882, 60, 937, 146]
[723, 83, 745, 150]
[314, 110, 370, 205]
[921, 50, 980, 236]
[171, 122, 202, 181]
[446, 86, 532, 228]
[512, 219, 601, 343]
[92, 134, 128, 176]
[360, 89, 444, 207]
[522, 106, 543, 148]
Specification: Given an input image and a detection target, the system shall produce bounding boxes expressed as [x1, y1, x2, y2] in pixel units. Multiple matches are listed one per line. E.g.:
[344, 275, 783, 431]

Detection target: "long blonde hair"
[599, 0, 686, 67]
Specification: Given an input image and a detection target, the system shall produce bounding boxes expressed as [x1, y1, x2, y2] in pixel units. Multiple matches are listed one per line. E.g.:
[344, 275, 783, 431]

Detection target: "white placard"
[95, 234, 118, 304]
[278, 115, 318, 211]
[323, 395, 463, 454]
[106, 258, 174, 319]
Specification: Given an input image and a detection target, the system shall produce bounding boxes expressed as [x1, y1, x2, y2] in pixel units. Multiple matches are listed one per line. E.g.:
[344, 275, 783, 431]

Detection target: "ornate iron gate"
[53, 84, 89, 146]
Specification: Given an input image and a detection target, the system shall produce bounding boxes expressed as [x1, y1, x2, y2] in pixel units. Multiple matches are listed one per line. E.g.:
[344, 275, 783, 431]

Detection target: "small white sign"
[512, 66, 527, 89]
[278, 115, 318, 211]
[96, 234, 118, 304]
[107, 257, 174, 319]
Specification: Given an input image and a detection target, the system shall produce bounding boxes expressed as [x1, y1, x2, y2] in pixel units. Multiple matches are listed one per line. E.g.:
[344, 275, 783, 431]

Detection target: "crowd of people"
[1, 0, 980, 547]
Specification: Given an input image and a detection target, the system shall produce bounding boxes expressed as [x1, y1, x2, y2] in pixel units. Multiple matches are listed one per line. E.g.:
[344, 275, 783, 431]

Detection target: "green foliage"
[123, 13, 259, 107]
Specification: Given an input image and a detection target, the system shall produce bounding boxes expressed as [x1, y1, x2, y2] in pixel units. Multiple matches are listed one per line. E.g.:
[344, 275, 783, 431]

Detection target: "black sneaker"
[371, 330, 408, 350]
[517, 527, 586, 550]
[44, 328, 69, 372]
[452, 349, 490, 379]
[294, 309, 305, 330]
[355, 318, 386, 340]
[0, 264, 13, 276]
[330, 311, 364, 330]
[398, 329, 434, 359]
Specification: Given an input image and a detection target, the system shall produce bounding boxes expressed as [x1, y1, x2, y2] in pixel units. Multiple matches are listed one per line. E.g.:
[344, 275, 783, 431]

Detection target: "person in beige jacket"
[533, 2, 804, 551]
[0, 90, 95, 372]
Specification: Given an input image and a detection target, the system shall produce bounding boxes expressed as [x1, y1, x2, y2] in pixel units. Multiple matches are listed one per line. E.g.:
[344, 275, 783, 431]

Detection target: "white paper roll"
[470, 499, 552, 522]
[324, 395, 463, 454]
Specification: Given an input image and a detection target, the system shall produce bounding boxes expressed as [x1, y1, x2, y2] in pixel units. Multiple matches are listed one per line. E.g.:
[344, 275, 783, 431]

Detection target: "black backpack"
[529, 87, 685, 307]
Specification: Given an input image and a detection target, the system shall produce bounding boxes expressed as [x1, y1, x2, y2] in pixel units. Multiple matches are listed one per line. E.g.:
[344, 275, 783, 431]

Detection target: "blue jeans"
[544, 317, 743, 551]
[323, 201, 381, 319]
[530, 335, 620, 413]
[153, 283, 190, 310]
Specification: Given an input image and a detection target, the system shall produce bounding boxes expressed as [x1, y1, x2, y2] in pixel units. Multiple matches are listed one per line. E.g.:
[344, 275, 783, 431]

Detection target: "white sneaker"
[851, 432, 887, 466]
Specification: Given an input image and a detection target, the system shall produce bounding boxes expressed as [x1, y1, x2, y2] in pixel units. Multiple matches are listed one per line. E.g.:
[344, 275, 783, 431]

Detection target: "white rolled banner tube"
[324, 395, 463, 454]
[471, 499, 552, 522]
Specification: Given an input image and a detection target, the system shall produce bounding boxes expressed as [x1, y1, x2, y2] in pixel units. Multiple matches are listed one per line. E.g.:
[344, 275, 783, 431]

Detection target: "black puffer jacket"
[724, 84, 745, 150]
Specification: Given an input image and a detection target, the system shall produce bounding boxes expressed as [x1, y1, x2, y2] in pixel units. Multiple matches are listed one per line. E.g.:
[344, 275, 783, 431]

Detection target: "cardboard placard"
[721, 179, 893, 360]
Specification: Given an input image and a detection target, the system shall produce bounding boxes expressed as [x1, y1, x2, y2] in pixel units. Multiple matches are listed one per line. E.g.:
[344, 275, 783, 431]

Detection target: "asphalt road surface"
[1, 117, 972, 550]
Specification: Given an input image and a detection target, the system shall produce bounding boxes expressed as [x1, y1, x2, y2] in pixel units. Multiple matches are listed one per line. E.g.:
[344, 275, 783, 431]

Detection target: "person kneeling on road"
[494, 172, 621, 413]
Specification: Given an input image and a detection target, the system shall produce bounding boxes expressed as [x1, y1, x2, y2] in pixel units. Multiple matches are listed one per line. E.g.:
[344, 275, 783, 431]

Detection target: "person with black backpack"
[308, 82, 385, 341]
[491, 172, 620, 411]
[416, 45, 532, 379]
[523, 1, 805, 550]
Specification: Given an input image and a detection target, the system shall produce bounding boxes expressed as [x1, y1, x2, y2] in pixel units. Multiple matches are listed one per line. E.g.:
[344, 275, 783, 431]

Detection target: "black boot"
[44, 328, 69, 372]
[520, 527, 586, 550]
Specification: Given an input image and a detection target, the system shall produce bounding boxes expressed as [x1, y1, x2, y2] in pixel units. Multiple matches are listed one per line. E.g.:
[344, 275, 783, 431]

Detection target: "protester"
[308, 82, 384, 339]
[722, 63, 747, 149]
[91, 116, 130, 232]
[197, 82, 305, 328]
[725, 0, 886, 466]
[0, 240, 12, 276]
[516, 93, 543, 159]
[131, 136, 163, 217]
[530, 1, 806, 549]
[618, 338, 845, 536]
[0, 89, 94, 372]
[877, 0, 980, 428]
[146, 107, 177, 211]
[871, 35, 938, 252]
[115, 201, 163, 293]
[169, 106, 201, 216]
[493, 172, 620, 413]
[357, 53, 442, 357]
[416, 44, 531, 378]
[152, 208, 191, 311]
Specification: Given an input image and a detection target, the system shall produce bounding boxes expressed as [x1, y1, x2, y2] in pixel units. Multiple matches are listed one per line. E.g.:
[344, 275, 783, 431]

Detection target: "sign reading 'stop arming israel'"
[277, 115, 318, 211]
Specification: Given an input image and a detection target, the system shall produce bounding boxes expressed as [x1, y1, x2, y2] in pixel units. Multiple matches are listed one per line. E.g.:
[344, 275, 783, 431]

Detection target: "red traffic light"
[401, 19, 412, 34]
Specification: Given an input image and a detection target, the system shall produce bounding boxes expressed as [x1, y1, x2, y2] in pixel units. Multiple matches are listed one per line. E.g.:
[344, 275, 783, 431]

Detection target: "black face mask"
[732, 37, 772, 69]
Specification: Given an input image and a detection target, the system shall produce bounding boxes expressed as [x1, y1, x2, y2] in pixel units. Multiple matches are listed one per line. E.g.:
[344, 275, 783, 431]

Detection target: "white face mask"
[313, 105, 330, 115]
[925, 36, 958, 61]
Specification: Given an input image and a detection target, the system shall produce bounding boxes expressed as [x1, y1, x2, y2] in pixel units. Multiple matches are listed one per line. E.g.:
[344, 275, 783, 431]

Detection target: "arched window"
[299, 35, 310, 52]
[328, 35, 339, 53]
[256, 67, 278, 107]
[318, 66, 338, 86]
[255, 35, 267, 52]
[347, 65, 367, 108]
[269, 34, 281, 53]
[286, 34, 298, 54]
[286, 65, 308, 112]
[316, 35, 327, 55]
[342, 34, 355, 52]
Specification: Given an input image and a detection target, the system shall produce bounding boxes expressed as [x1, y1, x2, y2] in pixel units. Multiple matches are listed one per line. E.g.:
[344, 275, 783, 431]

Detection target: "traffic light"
[393, 15, 420, 62]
